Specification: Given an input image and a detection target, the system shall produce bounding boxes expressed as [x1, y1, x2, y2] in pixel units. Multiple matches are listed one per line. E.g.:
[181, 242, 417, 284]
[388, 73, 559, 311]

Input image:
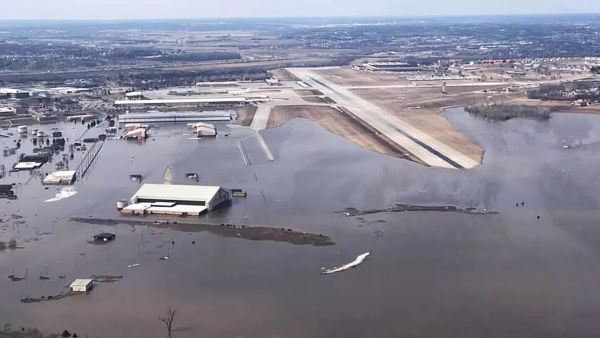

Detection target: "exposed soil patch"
[71, 217, 335, 246]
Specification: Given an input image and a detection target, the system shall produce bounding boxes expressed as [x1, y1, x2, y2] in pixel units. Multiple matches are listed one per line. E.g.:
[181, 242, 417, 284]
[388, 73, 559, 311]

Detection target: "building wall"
[207, 188, 232, 211]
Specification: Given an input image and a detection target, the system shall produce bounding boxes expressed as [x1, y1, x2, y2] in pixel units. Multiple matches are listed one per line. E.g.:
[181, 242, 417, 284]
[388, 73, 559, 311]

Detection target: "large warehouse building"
[121, 184, 231, 216]
[114, 97, 246, 109]
[118, 111, 234, 123]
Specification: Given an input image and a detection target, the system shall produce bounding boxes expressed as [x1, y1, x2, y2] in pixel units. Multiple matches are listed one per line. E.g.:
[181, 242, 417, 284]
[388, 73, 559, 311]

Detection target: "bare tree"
[159, 307, 176, 338]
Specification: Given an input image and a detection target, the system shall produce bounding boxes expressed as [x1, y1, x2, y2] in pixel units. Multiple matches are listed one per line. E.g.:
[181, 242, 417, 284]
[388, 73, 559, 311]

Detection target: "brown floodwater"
[1, 109, 600, 337]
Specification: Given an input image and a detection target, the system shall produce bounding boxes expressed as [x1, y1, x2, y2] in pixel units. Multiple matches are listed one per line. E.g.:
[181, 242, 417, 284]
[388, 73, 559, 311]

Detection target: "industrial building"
[14, 153, 51, 171]
[114, 97, 245, 109]
[43, 171, 77, 185]
[125, 91, 146, 100]
[118, 111, 234, 124]
[121, 184, 231, 216]
[196, 81, 239, 87]
[362, 62, 426, 73]
[0, 88, 31, 99]
[123, 123, 150, 132]
[66, 114, 96, 122]
[0, 107, 16, 117]
[0, 185, 16, 199]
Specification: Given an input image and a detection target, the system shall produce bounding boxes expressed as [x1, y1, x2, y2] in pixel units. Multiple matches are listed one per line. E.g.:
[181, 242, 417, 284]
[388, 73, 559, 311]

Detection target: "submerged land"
[2, 15, 600, 338]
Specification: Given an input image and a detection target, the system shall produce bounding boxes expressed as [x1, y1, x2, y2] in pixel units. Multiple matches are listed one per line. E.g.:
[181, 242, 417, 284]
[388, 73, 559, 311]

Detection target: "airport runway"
[288, 67, 480, 169]
[346, 81, 518, 90]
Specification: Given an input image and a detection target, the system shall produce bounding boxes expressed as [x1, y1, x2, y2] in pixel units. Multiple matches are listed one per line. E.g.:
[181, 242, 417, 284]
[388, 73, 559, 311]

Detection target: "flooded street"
[2, 109, 600, 337]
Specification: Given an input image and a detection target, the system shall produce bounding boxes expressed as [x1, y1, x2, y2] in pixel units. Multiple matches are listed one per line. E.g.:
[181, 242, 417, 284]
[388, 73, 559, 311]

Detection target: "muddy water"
[1, 110, 600, 337]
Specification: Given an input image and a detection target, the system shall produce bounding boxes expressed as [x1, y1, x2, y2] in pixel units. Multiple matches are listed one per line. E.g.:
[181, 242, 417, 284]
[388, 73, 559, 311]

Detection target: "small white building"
[70, 279, 93, 292]
[187, 122, 216, 136]
[66, 114, 95, 122]
[0, 107, 16, 116]
[125, 91, 146, 100]
[196, 126, 217, 137]
[124, 128, 147, 140]
[123, 123, 150, 132]
[265, 77, 280, 86]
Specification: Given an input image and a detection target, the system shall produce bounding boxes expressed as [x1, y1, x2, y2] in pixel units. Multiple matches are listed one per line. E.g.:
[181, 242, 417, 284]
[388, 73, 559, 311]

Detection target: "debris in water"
[339, 204, 498, 217]
[322, 252, 370, 275]
[127, 263, 141, 268]
[21, 292, 71, 303]
[91, 275, 123, 283]
[163, 166, 173, 185]
[45, 187, 77, 203]
[8, 269, 28, 281]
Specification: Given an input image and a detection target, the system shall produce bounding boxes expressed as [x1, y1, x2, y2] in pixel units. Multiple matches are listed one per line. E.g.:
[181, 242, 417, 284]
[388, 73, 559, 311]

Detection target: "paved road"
[250, 103, 274, 130]
[288, 67, 480, 169]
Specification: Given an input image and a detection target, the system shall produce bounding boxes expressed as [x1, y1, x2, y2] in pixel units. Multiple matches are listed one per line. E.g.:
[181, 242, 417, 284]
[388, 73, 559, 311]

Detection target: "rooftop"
[70, 279, 93, 287]
[132, 184, 222, 203]
[114, 97, 245, 106]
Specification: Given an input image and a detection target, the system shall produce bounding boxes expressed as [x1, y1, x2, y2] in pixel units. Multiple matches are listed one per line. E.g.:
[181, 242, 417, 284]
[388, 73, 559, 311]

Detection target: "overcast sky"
[1, 0, 599, 20]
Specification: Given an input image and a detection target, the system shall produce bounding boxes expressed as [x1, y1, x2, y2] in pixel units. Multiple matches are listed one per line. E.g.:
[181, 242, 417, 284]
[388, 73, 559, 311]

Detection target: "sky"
[1, 0, 599, 20]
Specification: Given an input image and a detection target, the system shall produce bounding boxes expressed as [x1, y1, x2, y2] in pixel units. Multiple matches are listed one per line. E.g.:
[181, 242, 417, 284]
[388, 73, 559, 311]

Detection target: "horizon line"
[1, 12, 600, 22]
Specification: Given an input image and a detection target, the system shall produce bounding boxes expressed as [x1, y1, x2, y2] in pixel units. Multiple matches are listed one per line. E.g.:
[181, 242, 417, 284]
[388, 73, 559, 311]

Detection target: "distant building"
[265, 77, 280, 86]
[362, 62, 424, 73]
[196, 81, 239, 87]
[125, 91, 146, 100]
[66, 114, 96, 122]
[0, 107, 16, 117]
[0, 88, 30, 99]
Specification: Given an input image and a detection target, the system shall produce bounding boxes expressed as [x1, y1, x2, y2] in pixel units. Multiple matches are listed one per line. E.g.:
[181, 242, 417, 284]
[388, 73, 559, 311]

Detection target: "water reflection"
[0, 110, 600, 337]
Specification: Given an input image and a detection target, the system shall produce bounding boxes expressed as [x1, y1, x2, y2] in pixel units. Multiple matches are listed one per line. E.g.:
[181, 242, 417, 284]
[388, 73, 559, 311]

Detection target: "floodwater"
[1, 109, 600, 337]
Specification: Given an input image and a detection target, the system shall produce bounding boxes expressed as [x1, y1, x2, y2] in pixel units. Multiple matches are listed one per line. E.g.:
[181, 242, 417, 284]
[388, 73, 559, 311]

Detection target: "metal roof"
[147, 204, 207, 215]
[46, 170, 76, 177]
[118, 111, 233, 123]
[114, 97, 245, 105]
[132, 184, 222, 203]
[70, 279, 93, 287]
[15, 162, 42, 170]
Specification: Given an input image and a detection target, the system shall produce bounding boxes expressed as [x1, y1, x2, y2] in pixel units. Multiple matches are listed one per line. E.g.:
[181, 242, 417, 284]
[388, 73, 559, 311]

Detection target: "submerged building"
[188, 122, 217, 137]
[121, 184, 231, 216]
[42, 171, 77, 185]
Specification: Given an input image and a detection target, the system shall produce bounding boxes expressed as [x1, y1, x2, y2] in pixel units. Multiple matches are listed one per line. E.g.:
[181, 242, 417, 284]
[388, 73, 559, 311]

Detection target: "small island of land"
[465, 104, 551, 121]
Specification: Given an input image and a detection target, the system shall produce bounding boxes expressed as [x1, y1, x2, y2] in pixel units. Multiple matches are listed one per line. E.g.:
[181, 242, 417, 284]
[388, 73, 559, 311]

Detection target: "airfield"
[112, 63, 598, 170]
